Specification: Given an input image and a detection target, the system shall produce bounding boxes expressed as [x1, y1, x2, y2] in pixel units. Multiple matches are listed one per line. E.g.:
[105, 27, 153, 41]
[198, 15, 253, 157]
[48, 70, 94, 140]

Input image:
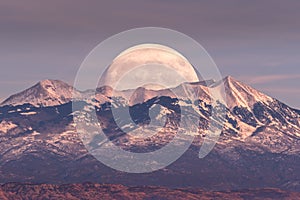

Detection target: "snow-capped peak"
[213, 76, 274, 109]
[1, 79, 81, 107]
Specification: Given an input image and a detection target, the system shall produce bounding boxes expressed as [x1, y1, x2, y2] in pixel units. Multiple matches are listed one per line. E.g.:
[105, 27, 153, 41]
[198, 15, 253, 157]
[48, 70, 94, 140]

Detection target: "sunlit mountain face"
[0, 76, 299, 196]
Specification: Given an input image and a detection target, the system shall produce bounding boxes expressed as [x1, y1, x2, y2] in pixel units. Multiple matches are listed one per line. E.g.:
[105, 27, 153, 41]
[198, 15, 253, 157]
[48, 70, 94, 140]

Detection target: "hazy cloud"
[240, 74, 300, 84]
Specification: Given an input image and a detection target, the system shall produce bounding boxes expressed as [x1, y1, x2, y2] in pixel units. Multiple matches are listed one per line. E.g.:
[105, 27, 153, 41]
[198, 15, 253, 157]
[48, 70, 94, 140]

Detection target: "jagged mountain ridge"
[0, 76, 299, 191]
[0, 76, 279, 108]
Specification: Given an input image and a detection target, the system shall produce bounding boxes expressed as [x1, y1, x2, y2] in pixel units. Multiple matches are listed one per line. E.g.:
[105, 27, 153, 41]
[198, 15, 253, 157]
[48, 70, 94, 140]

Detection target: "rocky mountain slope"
[0, 76, 299, 192]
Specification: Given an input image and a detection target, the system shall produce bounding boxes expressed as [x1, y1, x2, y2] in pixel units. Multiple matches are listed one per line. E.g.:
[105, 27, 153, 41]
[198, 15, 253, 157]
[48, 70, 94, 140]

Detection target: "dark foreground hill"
[0, 183, 299, 200]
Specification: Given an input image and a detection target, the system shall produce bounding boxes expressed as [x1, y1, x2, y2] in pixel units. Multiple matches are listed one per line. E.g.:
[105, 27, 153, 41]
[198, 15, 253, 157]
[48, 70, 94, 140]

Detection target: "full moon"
[100, 44, 199, 90]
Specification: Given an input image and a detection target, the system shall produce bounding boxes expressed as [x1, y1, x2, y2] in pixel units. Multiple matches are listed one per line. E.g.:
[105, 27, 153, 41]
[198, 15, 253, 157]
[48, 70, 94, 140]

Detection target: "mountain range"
[0, 76, 299, 193]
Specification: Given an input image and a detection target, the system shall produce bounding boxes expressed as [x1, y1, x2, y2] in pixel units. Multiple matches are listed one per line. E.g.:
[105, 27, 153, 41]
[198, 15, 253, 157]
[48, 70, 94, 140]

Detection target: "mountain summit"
[220, 76, 273, 109]
[0, 79, 81, 107]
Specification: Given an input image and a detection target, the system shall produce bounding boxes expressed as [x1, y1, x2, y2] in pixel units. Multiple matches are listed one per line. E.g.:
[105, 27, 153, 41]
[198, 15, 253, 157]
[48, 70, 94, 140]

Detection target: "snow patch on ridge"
[1, 80, 81, 107]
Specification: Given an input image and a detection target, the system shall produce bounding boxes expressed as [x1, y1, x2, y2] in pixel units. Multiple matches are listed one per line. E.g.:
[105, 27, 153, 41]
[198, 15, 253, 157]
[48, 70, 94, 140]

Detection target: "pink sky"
[0, 0, 299, 108]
